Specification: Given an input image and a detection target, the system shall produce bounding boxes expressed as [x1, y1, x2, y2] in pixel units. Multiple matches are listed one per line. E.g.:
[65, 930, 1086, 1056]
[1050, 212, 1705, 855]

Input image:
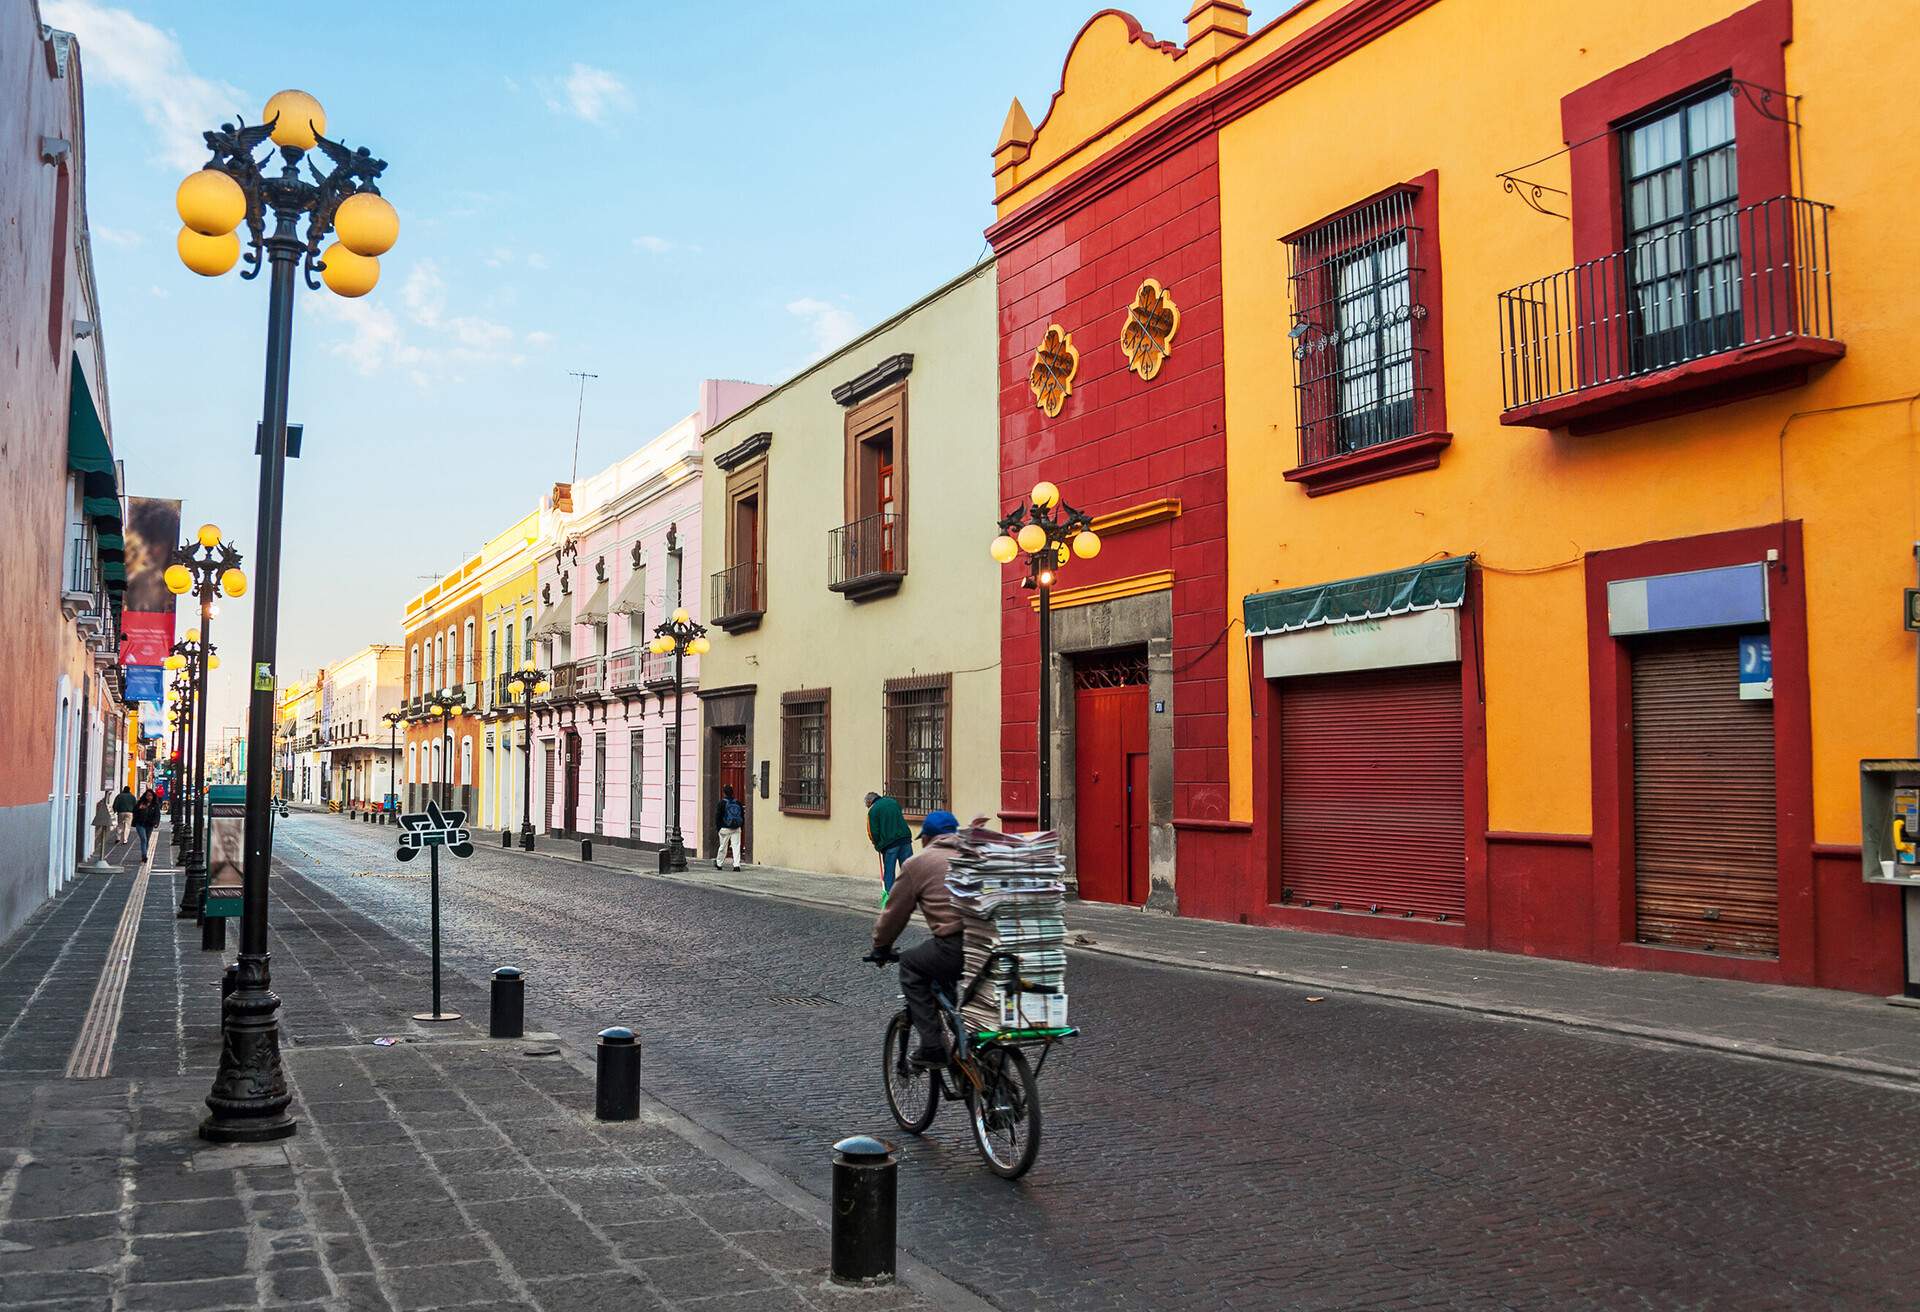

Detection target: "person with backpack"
[112, 785, 137, 842]
[864, 790, 914, 897]
[132, 788, 162, 862]
[713, 785, 745, 871]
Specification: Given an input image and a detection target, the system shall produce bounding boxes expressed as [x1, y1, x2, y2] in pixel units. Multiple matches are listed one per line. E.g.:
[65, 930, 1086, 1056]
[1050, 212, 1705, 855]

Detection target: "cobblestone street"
[275, 816, 1920, 1310]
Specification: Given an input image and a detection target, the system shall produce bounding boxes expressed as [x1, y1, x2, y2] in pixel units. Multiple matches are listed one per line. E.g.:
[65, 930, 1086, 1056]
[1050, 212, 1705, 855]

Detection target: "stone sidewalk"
[0, 826, 959, 1312]
[389, 813, 1920, 1085]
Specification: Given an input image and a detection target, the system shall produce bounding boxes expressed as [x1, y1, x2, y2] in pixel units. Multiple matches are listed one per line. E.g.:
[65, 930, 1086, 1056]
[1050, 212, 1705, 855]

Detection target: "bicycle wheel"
[883, 1010, 938, 1134]
[967, 1045, 1041, 1179]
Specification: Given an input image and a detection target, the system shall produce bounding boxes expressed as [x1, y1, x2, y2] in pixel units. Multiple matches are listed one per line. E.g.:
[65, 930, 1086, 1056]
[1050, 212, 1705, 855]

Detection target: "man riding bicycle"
[870, 809, 964, 1065]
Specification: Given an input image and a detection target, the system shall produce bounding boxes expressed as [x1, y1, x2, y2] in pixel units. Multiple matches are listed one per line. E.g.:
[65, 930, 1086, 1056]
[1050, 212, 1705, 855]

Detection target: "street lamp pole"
[178, 88, 400, 1145]
[649, 611, 710, 872]
[382, 709, 404, 822]
[165, 527, 244, 918]
[504, 670, 550, 850]
[418, 688, 466, 814]
[989, 482, 1101, 832]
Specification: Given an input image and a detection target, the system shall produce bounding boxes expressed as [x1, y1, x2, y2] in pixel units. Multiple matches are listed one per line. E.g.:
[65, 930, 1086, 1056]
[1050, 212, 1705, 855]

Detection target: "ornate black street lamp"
[164, 681, 190, 857]
[175, 88, 400, 1145]
[381, 708, 405, 823]
[648, 611, 710, 872]
[503, 669, 550, 850]
[419, 687, 466, 812]
[160, 575, 232, 915]
[989, 481, 1102, 831]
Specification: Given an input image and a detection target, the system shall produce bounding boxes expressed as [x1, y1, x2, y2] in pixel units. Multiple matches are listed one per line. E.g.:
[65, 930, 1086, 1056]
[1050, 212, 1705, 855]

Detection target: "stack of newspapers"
[945, 826, 1069, 1033]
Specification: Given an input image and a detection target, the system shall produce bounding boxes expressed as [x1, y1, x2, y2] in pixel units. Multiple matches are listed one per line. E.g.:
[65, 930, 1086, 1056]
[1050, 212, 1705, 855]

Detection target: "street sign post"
[397, 801, 474, 1022]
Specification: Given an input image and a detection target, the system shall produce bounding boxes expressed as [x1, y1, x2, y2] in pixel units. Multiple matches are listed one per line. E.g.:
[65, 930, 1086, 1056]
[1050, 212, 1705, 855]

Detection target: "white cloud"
[92, 224, 144, 248]
[526, 253, 549, 271]
[43, 1, 247, 171]
[787, 296, 858, 355]
[312, 259, 533, 383]
[634, 235, 673, 254]
[525, 330, 556, 349]
[548, 63, 633, 123]
[148, 285, 168, 299]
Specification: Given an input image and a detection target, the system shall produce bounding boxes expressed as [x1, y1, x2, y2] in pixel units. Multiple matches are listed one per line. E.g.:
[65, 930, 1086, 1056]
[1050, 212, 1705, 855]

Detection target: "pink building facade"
[530, 382, 766, 852]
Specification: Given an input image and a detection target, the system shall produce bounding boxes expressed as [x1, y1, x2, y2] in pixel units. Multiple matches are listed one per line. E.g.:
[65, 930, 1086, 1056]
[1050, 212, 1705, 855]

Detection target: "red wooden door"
[1126, 751, 1149, 904]
[719, 733, 749, 856]
[1074, 684, 1149, 906]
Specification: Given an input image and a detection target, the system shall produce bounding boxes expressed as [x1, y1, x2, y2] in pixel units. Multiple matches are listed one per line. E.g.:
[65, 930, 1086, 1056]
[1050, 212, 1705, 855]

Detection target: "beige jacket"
[872, 837, 964, 950]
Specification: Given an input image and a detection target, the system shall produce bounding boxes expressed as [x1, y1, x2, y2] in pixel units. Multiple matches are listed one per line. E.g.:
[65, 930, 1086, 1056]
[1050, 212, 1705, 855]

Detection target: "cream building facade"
[697, 262, 1000, 878]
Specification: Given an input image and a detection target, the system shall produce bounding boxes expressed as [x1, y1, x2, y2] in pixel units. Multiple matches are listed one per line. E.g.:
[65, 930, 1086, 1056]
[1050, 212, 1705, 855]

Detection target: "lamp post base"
[658, 838, 688, 873]
[177, 849, 207, 919]
[411, 1011, 463, 1023]
[199, 953, 296, 1143]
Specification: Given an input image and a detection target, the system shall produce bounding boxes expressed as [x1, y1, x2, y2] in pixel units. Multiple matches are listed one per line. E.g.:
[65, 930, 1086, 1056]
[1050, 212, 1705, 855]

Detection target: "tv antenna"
[568, 370, 599, 483]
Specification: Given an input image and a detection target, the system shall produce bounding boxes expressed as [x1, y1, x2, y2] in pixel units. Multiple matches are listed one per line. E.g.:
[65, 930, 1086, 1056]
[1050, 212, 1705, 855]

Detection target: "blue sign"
[1738, 634, 1773, 700]
[123, 665, 163, 702]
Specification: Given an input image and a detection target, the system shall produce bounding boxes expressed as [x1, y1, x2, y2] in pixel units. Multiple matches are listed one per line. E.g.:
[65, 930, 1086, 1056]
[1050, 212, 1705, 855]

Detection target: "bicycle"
[864, 945, 1075, 1179]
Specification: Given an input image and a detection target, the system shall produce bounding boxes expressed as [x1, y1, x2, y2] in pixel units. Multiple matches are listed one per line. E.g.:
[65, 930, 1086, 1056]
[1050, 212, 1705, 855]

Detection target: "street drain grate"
[767, 994, 838, 1007]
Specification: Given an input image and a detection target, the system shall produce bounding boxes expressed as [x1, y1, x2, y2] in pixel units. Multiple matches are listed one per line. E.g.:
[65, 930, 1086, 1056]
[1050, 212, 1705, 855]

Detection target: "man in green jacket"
[865, 790, 914, 896]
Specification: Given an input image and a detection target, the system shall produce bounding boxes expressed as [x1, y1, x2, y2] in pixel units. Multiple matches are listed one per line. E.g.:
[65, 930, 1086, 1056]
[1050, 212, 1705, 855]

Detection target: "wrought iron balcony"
[548, 661, 577, 702]
[1497, 195, 1840, 434]
[606, 647, 641, 691]
[711, 561, 764, 634]
[828, 512, 906, 602]
[642, 649, 678, 689]
[574, 655, 606, 698]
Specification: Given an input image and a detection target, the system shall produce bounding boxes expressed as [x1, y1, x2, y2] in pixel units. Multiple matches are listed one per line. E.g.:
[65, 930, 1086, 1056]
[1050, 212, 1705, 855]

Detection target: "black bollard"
[201, 914, 225, 951]
[490, 967, 525, 1039]
[501, 830, 511, 847]
[581, 838, 593, 862]
[830, 1136, 897, 1285]
[595, 1027, 640, 1121]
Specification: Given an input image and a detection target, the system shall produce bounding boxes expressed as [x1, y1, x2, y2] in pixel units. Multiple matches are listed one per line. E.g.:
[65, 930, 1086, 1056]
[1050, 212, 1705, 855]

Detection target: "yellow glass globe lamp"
[507, 679, 524, 699]
[221, 567, 247, 598]
[671, 607, 690, 626]
[989, 535, 1018, 564]
[431, 704, 446, 717]
[533, 680, 551, 696]
[164, 563, 193, 595]
[263, 90, 326, 151]
[176, 170, 246, 236]
[197, 523, 222, 548]
[1054, 543, 1070, 566]
[164, 654, 186, 671]
[689, 636, 711, 656]
[333, 192, 399, 257]
[178, 227, 239, 277]
[1031, 480, 1060, 509]
[185, 627, 200, 643]
[1016, 523, 1047, 554]
[320, 242, 379, 298]
[208, 655, 221, 671]
[1072, 529, 1102, 559]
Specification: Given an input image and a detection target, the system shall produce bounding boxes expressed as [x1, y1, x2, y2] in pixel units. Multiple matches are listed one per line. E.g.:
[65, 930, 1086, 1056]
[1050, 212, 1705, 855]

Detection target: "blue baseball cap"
[919, 810, 959, 839]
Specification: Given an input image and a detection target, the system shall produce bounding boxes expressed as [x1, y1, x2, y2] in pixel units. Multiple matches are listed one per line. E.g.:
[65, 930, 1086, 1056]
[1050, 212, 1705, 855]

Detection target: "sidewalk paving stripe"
[64, 861, 150, 1080]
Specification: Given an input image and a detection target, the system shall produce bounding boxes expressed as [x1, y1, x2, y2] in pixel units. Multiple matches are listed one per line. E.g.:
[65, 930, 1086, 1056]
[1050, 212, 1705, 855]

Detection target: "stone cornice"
[714, 432, 772, 472]
[830, 353, 913, 407]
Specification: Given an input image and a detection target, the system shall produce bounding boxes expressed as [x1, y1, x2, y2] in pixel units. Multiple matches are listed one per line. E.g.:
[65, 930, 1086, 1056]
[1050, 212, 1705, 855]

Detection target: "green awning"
[67, 356, 115, 480]
[96, 533, 123, 552]
[1245, 556, 1470, 637]
[100, 561, 126, 582]
[83, 495, 121, 520]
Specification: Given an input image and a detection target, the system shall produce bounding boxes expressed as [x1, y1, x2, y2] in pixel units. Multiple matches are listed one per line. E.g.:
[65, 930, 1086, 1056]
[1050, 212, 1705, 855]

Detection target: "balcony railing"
[574, 655, 605, 698]
[1497, 195, 1838, 426]
[828, 512, 906, 601]
[491, 671, 518, 708]
[643, 649, 678, 688]
[549, 662, 577, 702]
[607, 647, 641, 691]
[711, 561, 764, 633]
[66, 536, 94, 597]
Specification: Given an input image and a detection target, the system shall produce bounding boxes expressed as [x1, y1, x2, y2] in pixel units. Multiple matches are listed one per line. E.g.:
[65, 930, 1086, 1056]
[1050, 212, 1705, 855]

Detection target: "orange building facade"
[993, 0, 1919, 991]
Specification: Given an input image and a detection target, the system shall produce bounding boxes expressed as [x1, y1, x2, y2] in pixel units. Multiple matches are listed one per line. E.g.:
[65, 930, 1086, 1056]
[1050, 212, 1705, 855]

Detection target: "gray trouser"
[898, 933, 964, 1047]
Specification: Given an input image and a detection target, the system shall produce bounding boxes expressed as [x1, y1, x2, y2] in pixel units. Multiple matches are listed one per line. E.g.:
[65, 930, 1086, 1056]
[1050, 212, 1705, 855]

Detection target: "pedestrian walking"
[865, 790, 914, 898]
[132, 788, 161, 863]
[111, 784, 136, 842]
[712, 785, 744, 871]
[90, 791, 115, 864]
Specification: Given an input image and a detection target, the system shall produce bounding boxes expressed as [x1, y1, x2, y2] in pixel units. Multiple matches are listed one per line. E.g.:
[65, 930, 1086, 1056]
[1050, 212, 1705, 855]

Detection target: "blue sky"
[46, 0, 1111, 731]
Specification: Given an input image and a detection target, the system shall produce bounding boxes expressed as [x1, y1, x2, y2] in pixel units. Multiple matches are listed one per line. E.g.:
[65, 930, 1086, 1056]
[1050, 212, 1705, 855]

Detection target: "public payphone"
[1859, 759, 1920, 998]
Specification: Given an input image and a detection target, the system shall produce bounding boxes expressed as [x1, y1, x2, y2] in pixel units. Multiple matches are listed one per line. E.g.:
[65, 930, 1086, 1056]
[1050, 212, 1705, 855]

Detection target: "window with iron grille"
[1622, 85, 1739, 374]
[1285, 187, 1432, 465]
[779, 690, 830, 816]
[884, 674, 950, 818]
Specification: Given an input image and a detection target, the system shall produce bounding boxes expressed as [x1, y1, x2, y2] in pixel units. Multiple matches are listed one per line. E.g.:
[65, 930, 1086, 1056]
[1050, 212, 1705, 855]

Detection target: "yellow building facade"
[992, 0, 1917, 991]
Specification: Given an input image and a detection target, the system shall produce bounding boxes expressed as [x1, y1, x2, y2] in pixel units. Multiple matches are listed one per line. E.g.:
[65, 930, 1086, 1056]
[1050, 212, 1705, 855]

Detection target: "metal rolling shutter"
[1631, 630, 1778, 956]
[1278, 665, 1466, 921]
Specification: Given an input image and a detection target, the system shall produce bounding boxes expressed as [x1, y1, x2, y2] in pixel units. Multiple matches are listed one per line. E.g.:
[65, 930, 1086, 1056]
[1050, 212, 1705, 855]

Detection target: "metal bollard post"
[201, 914, 225, 951]
[595, 1027, 640, 1121]
[581, 838, 593, 862]
[501, 830, 511, 847]
[490, 967, 525, 1039]
[830, 1137, 897, 1285]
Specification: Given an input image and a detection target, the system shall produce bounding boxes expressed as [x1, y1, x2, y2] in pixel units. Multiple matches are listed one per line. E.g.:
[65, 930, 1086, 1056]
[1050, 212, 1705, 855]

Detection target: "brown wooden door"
[1630, 629, 1778, 955]
[1277, 665, 1466, 920]
[563, 731, 581, 836]
[718, 733, 749, 858]
[1074, 683, 1149, 906]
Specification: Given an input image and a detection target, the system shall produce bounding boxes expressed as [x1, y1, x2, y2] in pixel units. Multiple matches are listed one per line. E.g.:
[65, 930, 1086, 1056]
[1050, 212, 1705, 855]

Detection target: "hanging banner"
[123, 666, 163, 702]
[119, 497, 181, 667]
